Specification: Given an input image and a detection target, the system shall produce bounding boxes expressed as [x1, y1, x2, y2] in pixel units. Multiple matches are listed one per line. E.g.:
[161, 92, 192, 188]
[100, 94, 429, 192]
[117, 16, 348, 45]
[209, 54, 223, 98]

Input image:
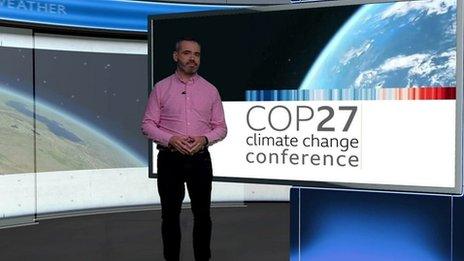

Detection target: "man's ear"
[173, 51, 178, 62]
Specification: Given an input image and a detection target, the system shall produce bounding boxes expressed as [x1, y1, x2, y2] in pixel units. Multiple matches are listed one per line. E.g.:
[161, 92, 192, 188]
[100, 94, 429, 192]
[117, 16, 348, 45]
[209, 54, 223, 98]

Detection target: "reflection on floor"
[0, 202, 289, 261]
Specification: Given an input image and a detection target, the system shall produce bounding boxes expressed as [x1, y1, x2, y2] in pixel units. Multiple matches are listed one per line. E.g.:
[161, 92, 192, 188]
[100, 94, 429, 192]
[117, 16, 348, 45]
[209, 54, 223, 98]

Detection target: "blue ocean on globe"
[6, 100, 83, 143]
[0, 86, 145, 174]
[300, 0, 456, 91]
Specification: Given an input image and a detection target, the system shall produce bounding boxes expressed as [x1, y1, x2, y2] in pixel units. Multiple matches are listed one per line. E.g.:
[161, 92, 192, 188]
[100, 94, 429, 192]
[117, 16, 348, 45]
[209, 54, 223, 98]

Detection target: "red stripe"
[408, 87, 455, 100]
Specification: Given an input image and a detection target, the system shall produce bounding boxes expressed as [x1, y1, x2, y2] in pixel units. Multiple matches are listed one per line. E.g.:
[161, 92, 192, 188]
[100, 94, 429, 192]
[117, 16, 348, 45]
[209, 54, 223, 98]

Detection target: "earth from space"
[300, 0, 456, 90]
[0, 86, 145, 174]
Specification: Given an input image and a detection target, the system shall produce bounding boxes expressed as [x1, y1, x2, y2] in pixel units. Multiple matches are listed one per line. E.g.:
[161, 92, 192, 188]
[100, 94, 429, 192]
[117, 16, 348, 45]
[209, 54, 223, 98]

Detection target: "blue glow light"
[301, 218, 440, 260]
[291, 193, 451, 261]
[0, 0, 242, 32]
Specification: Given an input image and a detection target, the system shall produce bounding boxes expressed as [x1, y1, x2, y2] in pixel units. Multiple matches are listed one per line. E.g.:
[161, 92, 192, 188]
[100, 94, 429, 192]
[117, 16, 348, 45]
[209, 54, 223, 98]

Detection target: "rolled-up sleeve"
[204, 90, 227, 145]
[140, 86, 173, 147]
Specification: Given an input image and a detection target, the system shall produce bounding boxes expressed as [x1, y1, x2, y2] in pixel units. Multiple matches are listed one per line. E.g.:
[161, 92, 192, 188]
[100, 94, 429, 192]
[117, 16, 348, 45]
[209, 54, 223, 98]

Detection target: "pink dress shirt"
[141, 72, 227, 147]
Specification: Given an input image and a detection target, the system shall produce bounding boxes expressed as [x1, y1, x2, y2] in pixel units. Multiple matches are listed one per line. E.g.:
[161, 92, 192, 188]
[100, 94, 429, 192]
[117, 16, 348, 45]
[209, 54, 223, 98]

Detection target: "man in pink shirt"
[141, 37, 227, 261]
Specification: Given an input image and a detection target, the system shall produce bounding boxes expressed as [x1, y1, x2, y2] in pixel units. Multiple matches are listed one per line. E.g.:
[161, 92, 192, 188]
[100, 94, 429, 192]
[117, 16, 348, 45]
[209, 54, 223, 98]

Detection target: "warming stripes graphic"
[246, 87, 456, 101]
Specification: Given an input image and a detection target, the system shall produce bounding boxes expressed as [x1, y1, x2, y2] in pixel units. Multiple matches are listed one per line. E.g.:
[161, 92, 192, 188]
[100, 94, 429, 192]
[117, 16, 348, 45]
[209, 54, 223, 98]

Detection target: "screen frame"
[148, 0, 463, 195]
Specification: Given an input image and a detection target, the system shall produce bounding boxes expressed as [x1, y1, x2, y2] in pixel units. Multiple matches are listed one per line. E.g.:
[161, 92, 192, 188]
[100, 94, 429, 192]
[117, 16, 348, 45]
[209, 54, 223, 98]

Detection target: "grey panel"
[151, 0, 290, 4]
[226, 0, 290, 4]
[149, 0, 227, 4]
[0, 26, 36, 227]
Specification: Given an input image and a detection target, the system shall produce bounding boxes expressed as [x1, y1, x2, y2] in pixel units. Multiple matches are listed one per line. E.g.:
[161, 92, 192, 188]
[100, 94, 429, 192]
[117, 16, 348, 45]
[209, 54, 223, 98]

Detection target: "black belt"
[156, 144, 176, 152]
[157, 144, 208, 154]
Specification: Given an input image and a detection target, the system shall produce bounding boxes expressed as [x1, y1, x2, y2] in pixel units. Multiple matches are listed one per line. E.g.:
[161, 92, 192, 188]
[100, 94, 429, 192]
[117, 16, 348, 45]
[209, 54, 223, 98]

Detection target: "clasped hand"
[168, 136, 207, 155]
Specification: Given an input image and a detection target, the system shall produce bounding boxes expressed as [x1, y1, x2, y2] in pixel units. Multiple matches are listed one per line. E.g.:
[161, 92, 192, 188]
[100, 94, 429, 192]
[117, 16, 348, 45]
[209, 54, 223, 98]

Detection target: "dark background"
[34, 50, 148, 163]
[152, 5, 360, 101]
[0, 47, 34, 96]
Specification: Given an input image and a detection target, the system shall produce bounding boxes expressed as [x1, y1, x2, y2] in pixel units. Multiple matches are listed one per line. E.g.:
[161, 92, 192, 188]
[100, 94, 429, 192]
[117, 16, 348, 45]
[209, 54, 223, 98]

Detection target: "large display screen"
[0, 30, 152, 218]
[149, 0, 463, 194]
[34, 38, 147, 172]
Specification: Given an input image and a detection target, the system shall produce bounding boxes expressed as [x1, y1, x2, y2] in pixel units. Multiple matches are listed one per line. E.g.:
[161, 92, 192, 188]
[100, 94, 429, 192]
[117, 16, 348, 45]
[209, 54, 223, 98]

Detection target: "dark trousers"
[157, 149, 213, 261]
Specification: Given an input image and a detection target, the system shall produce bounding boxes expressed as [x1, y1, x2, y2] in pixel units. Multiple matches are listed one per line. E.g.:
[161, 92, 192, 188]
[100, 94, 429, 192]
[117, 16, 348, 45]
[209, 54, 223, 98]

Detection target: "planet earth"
[0, 86, 145, 174]
[300, 0, 456, 90]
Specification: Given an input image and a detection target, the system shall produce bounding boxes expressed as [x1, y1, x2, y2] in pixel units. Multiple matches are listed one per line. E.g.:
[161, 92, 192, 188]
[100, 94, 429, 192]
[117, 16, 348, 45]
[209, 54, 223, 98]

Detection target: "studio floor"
[0, 202, 289, 261]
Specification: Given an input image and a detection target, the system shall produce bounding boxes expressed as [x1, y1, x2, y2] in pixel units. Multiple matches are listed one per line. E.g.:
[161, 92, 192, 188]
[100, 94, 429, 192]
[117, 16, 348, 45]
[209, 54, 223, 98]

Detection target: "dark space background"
[152, 5, 360, 101]
[34, 50, 148, 162]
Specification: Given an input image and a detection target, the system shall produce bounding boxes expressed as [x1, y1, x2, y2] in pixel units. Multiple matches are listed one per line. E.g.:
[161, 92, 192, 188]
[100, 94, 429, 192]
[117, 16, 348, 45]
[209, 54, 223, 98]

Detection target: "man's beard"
[179, 61, 198, 75]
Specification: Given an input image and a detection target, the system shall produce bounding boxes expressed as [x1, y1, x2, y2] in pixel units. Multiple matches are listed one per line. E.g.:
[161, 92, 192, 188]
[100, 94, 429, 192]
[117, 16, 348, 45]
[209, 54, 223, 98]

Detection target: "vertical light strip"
[450, 196, 454, 261]
[298, 187, 301, 261]
[32, 30, 38, 222]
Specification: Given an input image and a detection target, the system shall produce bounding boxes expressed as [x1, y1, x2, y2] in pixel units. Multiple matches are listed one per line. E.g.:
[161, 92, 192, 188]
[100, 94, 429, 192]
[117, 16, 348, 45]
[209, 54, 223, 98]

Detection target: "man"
[141, 37, 227, 261]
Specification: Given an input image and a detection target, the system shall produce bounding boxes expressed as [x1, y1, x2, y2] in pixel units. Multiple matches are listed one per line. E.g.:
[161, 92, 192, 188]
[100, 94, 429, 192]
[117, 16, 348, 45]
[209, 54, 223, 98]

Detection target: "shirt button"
[187, 122, 190, 125]
[187, 97, 190, 100]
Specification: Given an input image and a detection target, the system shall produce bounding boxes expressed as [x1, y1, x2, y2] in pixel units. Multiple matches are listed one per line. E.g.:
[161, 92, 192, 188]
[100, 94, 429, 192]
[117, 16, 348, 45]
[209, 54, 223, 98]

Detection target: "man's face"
[173, 40, 201, 75]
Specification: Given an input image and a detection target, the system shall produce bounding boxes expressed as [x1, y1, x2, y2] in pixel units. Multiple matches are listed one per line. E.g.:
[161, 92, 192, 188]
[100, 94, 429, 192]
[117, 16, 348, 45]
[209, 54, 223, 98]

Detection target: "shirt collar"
[174, 70, 199, 84]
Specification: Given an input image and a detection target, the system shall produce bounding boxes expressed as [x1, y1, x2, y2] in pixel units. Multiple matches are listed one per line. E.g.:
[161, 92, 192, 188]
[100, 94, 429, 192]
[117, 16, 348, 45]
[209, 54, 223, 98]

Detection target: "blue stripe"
[0, 0, 240, 32]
